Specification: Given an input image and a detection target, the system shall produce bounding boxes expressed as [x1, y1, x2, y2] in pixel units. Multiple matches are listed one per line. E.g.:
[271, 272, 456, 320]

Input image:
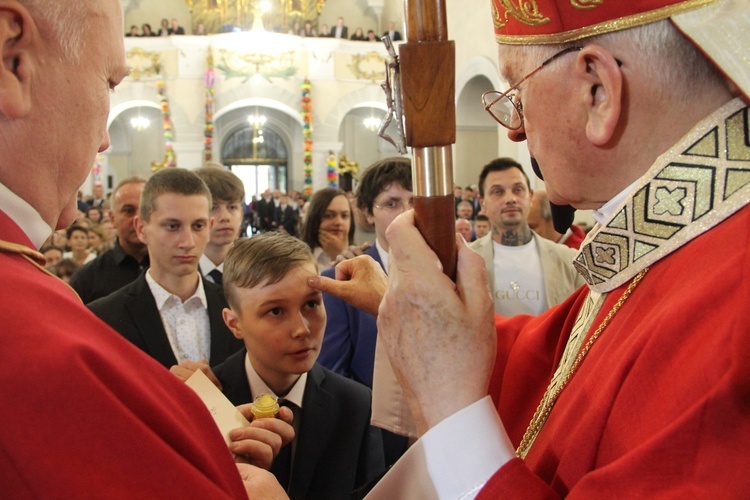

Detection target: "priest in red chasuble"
[311, 0, 750, 498]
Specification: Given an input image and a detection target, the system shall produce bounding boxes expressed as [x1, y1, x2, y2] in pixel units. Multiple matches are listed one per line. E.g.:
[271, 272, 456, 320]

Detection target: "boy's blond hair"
[223, 232, 316, 310]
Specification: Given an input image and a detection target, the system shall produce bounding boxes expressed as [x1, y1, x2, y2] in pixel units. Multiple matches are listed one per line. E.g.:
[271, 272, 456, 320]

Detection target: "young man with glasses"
[313, 0, 750, 497]
[318, 156, 413, 467]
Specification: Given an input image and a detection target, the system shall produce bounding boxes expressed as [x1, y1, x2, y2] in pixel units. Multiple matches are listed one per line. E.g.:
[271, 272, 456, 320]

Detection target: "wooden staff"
[399, 0, 457, 279]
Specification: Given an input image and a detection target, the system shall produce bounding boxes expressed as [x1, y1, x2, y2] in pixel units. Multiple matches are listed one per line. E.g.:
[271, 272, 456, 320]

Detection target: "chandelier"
[130, 115, 151, 131]
[363, 115, 380, 131]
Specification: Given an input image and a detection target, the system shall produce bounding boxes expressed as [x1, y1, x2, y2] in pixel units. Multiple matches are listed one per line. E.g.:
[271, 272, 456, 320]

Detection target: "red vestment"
[561, 224, 586, 250]
[481, 207, 750, 497]
[0, 211, 246, 497]
[479, 99, 750, 497]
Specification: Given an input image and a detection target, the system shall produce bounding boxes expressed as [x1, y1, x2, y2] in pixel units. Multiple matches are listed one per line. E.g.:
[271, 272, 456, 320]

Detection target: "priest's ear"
[0, 2, 36, 119]
[574, 44, 623, 147]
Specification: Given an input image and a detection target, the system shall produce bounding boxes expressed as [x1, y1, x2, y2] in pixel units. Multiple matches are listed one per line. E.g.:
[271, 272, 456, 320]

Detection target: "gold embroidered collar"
[575, 98, 750, 294]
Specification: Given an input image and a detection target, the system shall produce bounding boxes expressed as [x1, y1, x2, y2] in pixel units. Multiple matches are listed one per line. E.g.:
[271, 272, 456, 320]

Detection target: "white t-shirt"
[492, 238, 547, 316]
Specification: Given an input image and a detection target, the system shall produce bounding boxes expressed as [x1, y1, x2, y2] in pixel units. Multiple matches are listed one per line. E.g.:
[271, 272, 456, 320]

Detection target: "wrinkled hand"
[236, 463, 288, 499]
[230, 404, 295, 469]
[308, 255, 386, 316]
[377, 211, 496, 435]
[318, 229, 348, 260]
[334, 242, 372, 264]
[169, 359, 222, 390]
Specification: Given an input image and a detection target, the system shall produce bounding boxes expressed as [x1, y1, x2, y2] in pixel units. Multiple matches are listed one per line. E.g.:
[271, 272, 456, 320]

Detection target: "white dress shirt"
[199, 253, 223, 283]
[145, 271, 211, 363]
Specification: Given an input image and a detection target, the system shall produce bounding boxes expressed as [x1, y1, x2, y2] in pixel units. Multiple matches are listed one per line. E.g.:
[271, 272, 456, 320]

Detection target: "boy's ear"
[0, 2, 36, 119]
[574, 44, 623, 146]
[363, 207, 374, 226]
[222, 307, 243, 340]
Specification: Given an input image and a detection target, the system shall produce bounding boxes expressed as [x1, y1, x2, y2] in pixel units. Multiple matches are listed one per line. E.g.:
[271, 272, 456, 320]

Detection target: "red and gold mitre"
[491, 0, 720, 44]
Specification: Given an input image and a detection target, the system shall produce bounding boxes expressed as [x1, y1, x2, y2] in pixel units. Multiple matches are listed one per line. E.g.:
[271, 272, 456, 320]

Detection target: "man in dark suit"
[382, 21, 402, 41]
[169, 18, 185, 35]
[330, 16, 348, 39]
[256, 189, 275, 232]
[272, 193, 299, 236]
[88, 183, 106, 208]
[89, 168, 242, 369]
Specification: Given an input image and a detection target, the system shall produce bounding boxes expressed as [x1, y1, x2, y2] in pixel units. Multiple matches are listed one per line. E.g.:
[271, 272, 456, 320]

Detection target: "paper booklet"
[185, 369, 250, 446]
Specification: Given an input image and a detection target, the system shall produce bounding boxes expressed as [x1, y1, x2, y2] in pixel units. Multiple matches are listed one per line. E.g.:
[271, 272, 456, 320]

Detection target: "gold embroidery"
[727, 107, 750, 161]
[517, 268, 649, 459]
[575, 99, 750, 294]
[0, 238, 82, 300]
[0, 239, 46, 267]
[494, 0, 719, 45]
[494, 0, 550, 29]
[491, 1, 505, 30]
[570, 0, 602, 10]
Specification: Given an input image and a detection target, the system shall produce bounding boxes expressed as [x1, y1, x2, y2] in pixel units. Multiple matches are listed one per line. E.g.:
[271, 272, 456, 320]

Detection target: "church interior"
[104, 0, 534, 201]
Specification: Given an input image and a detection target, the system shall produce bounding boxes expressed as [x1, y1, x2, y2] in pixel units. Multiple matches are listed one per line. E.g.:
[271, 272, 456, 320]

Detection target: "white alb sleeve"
[366, 396, 515, 499]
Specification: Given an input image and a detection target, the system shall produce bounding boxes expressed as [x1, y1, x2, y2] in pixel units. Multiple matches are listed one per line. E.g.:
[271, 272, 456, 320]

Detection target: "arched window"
[222, 125, 288, 161]
[222, 124, 289, 196]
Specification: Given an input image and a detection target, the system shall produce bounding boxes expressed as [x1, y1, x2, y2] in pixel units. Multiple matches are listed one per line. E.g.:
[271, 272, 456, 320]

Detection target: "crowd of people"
[39, 188, 118, 282]
[126, 17, 187, 37]
[124, 15, 400, 41]
[3, 0, 748, 497]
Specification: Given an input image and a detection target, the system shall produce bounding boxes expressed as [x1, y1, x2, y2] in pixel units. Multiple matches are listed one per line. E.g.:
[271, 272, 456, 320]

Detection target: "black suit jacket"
[257, 198, 275, 231]
[273, 205, 299, 236]
[88, 272, 242, 368]
[214, 349, 385, 500]
[382, 30, 402, 41]
[330, 26, 348, 39]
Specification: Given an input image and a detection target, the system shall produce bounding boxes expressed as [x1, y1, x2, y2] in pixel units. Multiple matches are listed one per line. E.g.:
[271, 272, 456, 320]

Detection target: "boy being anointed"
[215, 232, 384, 499]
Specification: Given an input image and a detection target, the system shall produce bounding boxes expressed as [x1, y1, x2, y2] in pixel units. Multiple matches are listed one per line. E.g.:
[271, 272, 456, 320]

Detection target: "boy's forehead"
[153, 192, 209, 207]
[150, 193, 209, 218]
[239, 262, 319, 297]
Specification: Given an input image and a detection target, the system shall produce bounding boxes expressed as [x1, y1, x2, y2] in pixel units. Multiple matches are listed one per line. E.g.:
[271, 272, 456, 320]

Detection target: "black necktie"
[208, 269, 223, 286]
[270, 399, 299, 491]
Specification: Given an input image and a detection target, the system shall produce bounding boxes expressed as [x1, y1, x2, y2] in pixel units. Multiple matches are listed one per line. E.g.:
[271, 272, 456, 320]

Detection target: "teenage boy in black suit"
[89, 168, 242, 371]
[215, 232, 384, 499]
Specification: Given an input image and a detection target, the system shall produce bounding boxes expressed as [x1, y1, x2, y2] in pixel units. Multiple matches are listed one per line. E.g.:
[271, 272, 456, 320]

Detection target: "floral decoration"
[302, 78, 313, 195]
[204, 51, 215, 163]
[156, 78, 176, 168]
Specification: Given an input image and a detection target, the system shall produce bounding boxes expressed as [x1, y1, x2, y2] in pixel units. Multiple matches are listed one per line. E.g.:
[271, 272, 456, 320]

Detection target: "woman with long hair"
[301, 187, 354, 273]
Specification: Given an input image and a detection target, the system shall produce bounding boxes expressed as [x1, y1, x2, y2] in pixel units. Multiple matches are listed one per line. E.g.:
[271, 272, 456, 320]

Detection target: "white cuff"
[366, 396, 514, 499]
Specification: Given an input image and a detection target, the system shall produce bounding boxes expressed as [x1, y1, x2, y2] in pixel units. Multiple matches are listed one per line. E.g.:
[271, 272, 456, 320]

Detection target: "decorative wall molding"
[218, 48, 297, 82]
[347, 51, 385, 82]
[125, 48, 162, 80]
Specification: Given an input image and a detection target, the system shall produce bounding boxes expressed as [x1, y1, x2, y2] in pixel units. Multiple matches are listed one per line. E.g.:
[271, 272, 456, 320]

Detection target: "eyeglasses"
[373, 198, 414, 211]
[482, 46, 583, 130]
